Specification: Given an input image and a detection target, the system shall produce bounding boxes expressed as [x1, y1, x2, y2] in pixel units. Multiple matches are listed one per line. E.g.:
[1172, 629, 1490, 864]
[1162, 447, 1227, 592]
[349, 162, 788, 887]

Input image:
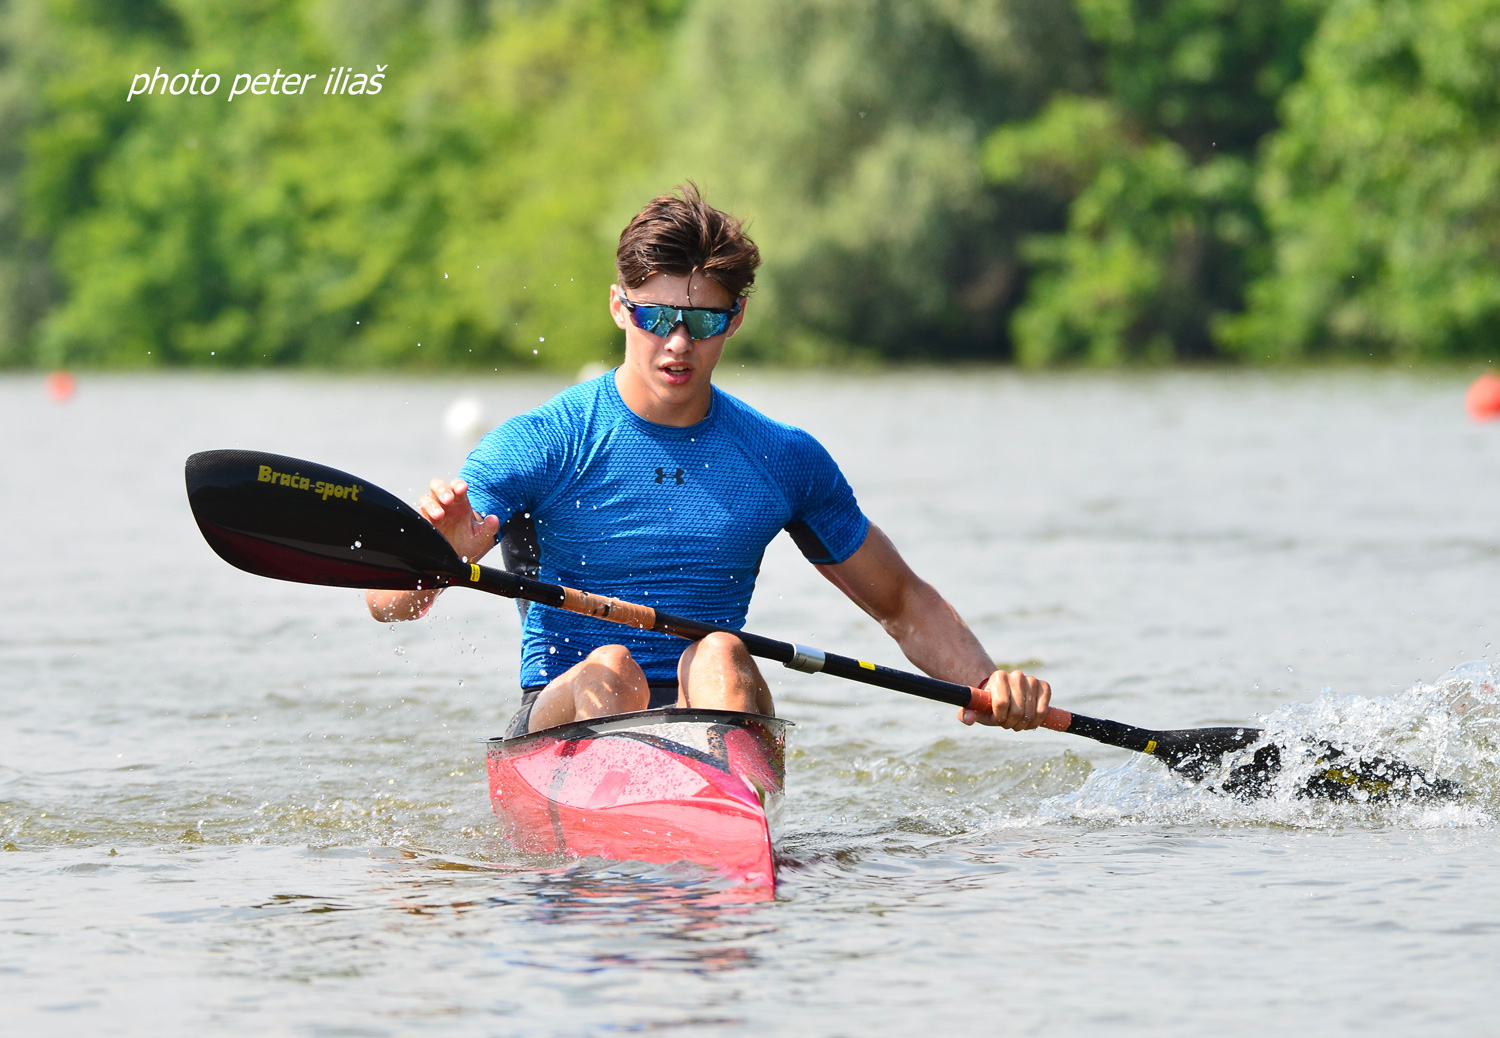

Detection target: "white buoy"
[443, 396, 487, 444]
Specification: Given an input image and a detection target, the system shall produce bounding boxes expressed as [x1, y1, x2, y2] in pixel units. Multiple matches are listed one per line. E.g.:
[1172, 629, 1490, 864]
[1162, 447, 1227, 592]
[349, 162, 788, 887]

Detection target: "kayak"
[485, 708, 788, 887]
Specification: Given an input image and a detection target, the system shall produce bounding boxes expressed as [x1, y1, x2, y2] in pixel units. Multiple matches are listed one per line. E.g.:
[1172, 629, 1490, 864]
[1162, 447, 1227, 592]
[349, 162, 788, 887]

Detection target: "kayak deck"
[486, 708, 788, 887]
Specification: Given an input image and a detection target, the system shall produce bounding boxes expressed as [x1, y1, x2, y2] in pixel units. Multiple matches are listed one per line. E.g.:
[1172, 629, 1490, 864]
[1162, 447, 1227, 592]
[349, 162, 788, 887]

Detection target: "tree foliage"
[1222, 0, 1500, 360]
[660, 0, 1090, 361]
[985, 96, 1260, 364]
[983, 0, 1326, 365]
[9, 0, 675, 370]
[1, 0, 1496, 368]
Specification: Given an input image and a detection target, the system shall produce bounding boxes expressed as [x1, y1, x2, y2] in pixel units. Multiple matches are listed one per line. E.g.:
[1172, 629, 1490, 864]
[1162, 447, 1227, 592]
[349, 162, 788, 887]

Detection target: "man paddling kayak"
[367, 185, 1049, 737]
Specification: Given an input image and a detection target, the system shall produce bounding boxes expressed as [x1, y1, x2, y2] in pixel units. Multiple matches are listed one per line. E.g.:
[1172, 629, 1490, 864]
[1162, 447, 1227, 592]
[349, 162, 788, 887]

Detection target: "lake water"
[3, 369, 1500, 1034]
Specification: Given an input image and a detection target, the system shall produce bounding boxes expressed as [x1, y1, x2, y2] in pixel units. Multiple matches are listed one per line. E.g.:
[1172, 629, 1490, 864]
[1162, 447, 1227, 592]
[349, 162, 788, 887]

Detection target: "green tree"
[985, 96, 1259, 364]
[19, 0, 680, 370]
[985, 0, 1325, 365]
[655, 0, 1091, 362]
[1079, 0, 1325, 159]
[1222, 0, 1500, 360]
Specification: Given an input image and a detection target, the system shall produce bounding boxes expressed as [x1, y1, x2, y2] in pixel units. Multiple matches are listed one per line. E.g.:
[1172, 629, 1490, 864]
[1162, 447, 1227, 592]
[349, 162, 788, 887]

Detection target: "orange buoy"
[46, 371, 77, 402]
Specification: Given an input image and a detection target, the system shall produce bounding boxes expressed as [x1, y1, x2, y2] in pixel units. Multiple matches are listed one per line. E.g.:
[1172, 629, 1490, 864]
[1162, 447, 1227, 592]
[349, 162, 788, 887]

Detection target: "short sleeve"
[459, 411, 565, 522]
[782, 433, 869, 565]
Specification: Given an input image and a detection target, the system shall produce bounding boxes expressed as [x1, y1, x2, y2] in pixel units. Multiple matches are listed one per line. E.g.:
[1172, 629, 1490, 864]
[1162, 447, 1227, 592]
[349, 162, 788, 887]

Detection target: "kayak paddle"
[185, 449, 1459, 803]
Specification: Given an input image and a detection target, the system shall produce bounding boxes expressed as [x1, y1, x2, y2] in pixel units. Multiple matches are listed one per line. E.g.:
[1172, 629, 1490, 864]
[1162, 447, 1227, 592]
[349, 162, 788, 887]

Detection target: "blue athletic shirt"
[460, 372, 870, 686]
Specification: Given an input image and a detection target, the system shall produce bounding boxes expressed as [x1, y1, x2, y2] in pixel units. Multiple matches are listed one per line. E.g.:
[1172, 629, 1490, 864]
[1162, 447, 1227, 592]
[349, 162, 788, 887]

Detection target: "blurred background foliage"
[0, 0, 1496, 370]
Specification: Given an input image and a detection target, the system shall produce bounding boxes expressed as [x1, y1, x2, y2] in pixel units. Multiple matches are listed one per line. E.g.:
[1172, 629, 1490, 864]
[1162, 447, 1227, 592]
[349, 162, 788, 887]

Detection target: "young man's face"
[609, 271, 745, 423]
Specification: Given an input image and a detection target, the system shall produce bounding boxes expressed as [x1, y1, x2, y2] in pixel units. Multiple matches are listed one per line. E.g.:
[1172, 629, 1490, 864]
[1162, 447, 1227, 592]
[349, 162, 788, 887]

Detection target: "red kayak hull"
[486, 708, 788, 888]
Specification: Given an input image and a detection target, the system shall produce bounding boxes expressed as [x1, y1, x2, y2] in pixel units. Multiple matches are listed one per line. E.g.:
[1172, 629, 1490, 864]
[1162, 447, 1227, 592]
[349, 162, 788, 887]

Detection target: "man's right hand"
[958, 668, 1052, 730]
[366, 477, 499, 622]
[419, 477, 500, 563]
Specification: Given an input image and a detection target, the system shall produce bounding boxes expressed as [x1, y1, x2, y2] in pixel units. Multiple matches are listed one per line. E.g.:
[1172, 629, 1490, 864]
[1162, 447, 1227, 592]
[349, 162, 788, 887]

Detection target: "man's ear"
[726, 298, 748, 338]
[608, 284, 629, 330]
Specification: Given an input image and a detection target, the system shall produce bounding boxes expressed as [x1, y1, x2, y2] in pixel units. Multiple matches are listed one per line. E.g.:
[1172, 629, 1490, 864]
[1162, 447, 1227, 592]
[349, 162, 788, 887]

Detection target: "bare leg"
[676, 632, 774, 716]
[526, 645, 650, 731]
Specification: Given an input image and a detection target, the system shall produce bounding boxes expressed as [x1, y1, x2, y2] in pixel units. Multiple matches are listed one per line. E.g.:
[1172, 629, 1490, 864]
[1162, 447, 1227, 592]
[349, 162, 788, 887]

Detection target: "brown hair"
[615, 182, 761, 300]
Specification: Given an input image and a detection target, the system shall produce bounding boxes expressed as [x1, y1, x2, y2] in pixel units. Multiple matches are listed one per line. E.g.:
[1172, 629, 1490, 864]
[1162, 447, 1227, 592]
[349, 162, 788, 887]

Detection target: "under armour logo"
[654, 467, 685, 485]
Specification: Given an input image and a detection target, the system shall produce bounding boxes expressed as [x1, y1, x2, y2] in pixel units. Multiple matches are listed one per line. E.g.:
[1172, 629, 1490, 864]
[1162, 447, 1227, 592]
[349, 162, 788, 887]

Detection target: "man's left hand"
[959, 669, 1051, 730]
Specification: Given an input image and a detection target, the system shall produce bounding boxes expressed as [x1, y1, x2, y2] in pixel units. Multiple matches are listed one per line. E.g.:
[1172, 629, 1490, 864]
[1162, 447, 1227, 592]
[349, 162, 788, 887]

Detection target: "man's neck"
[614, 369, 713, 427]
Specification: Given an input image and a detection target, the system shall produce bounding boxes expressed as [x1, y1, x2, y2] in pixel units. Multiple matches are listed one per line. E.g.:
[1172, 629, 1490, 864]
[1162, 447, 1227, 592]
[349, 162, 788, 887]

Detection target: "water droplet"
[394, 646, 405, 656]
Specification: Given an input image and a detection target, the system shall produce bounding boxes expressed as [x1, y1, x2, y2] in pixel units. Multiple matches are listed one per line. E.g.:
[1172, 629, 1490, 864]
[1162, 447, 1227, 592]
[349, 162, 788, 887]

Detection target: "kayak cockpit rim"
[485, 706, 791, 751]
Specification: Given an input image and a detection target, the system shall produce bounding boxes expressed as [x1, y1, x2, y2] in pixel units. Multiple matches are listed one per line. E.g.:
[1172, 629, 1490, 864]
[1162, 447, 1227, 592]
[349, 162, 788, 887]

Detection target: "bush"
[14, 0, 677, 371]
[1222, 0, 1500, 360]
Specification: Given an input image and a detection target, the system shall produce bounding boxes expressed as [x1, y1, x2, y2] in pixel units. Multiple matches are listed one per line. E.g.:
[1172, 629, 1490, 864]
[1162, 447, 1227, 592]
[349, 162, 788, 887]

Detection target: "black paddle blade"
[1143, 726, 1263, 782]
[1219, 742, 1462, 802]
[1137, 725, 1460, 801]
[185, 449, 464, 590]
[1149, 728, 1460, 801]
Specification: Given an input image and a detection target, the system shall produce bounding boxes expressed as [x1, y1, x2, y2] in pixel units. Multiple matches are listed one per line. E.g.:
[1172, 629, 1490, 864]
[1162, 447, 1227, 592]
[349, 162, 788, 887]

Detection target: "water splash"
[1041, 663, 1500, 829]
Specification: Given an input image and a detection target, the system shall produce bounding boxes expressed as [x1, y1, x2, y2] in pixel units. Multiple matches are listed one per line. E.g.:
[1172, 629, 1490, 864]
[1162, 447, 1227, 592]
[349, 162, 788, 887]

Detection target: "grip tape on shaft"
[561, 587, 657, 629]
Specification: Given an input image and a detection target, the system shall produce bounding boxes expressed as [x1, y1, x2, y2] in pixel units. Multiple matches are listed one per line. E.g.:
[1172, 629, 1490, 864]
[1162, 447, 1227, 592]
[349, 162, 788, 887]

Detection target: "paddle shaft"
[190, 449, 1465, 801]
[183, 447, 1166, 755]
[420, 572, 1454, 799]
[461, 562, 1166, 754]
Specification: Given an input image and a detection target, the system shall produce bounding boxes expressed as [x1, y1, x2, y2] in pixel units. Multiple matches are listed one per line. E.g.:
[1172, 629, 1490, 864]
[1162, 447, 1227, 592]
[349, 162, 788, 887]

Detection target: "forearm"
[881, 580, 994, 686]
[365, 587, 441, 622]
[819, 526, 1043, 728]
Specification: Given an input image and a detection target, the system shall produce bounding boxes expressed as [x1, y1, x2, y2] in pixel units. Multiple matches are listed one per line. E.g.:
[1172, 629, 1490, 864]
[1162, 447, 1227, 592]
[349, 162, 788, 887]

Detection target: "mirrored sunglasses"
[621, 295, 742, 340]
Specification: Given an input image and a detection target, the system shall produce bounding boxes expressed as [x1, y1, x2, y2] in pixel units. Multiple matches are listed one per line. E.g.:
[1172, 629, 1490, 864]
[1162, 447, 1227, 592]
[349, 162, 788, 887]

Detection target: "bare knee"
[678, 632, 771, 715]
[535, 644, 647, 725]
[579, 644, 646, 701]
[584, 644, 636, 671]
[688, 631, 750, 666]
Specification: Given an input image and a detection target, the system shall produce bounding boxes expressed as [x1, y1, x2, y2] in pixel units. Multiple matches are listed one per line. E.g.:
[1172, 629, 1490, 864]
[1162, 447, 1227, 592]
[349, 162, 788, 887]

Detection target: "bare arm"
[366, 478, 500, 622]
[816, 524, 993, 683]
[816, 524, 1050, 729]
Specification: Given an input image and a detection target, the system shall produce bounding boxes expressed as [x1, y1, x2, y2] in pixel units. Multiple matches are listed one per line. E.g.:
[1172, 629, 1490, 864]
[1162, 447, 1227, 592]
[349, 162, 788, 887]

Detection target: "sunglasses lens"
[628, 304, 675, 337]
[682, 310, 731, 339]
[625, 300, 739, 339]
